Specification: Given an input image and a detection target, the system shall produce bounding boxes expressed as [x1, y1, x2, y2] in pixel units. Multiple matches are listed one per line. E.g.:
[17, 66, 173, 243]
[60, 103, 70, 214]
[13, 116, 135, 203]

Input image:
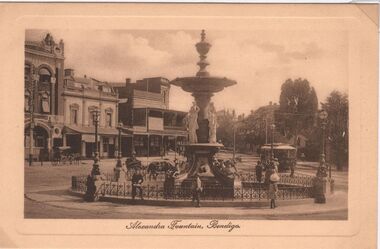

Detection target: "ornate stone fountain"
[171, 30, 237, 191]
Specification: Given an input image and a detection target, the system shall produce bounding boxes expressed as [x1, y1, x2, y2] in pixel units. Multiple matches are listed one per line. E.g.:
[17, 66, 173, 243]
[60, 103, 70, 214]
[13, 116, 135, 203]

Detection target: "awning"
[82, 134, 100, 143]
[63, 125, 133, 137]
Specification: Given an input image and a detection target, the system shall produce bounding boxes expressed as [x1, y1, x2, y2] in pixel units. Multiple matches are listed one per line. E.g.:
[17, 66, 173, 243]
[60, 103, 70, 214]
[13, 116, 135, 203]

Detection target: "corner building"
[112, 77, 188, 157]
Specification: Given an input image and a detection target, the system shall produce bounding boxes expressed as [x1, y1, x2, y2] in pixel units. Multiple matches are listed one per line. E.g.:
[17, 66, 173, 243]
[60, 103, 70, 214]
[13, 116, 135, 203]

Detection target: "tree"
[321, 91, 348, 170]
[216, 109, 235, 147]
[275, 78, 318, 145]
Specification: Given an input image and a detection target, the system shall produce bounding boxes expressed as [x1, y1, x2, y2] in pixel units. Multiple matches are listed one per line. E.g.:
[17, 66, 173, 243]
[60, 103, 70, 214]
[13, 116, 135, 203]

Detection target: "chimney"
[84, 74, 87, 78]
[64, 68, 75, 77]
[125, 78, 131, 86]
[269, 101, 272, 105]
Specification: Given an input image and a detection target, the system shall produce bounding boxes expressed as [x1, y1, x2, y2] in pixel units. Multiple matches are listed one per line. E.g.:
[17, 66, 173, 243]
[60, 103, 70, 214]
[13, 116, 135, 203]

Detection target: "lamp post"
[314, 109, 328, 204]
[270, 124, 275, 160]
[28, 73, 39, 166]
[84, 108, 101, 202]
[233, 116, 237, 161]
[116, 122, 123, 167]
[91, 109, 100, 176]
[112, 122, 124, 182]
[318, 110, 328, 170]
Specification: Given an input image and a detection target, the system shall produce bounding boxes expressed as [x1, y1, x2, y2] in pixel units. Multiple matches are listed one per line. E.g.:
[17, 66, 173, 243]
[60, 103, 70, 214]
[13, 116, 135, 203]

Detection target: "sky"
[26, 29, 348, 115]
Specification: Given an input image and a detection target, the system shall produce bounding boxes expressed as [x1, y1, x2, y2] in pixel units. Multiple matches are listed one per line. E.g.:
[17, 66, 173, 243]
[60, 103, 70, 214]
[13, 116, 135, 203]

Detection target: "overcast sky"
[26, 29, 348, 115]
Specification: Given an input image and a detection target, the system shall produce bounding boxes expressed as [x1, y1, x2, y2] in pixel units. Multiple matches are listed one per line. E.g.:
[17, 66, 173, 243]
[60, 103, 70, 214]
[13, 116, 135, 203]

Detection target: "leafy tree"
[275, 78, 318, 143]
[321, 91, 348, 170]
[216, 109, 235, 147]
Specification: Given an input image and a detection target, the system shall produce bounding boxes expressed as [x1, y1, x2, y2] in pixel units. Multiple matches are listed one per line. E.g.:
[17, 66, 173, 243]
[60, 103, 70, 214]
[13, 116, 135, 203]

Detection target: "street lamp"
[28, 72, 39, 166]
[233, 116, 237, 161]
[112, 122, 124, 182]
[318, 110, 328, 171]
[91, 109, 100, 176]
[116, 122, 123, 167]
[314, 109, 328, 204]
[84, 108, 102, 202]
[270, 124, 276, 160]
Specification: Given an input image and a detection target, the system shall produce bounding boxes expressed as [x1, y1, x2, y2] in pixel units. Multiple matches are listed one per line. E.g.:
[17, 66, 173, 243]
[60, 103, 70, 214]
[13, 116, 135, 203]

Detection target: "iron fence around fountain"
[239, 172, 314, 187]
[72, 175, 314, 201]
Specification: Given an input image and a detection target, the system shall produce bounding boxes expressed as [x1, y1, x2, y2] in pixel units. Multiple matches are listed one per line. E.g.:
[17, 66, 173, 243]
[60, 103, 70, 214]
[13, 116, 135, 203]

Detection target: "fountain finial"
[195, 30, 212, 77]
[201, 29, 206, 41]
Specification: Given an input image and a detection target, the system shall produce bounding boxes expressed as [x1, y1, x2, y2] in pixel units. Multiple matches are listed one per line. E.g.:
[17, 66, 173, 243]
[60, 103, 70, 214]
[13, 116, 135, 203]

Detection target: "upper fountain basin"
[170, 76, 236, 93]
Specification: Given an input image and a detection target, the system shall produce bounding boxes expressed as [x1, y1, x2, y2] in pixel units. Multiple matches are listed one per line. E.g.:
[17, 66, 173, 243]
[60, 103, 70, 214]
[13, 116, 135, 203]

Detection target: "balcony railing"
[25, 113, 64, 124]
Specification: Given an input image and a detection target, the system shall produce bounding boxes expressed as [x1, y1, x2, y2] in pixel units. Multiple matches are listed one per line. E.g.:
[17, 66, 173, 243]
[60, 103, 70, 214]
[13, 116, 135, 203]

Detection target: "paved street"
[24, 153, 348, 220]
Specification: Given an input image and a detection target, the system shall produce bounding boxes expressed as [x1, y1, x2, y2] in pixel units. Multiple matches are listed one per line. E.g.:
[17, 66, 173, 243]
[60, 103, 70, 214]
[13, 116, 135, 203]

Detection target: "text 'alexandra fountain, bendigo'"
[171, 30, 237, 194]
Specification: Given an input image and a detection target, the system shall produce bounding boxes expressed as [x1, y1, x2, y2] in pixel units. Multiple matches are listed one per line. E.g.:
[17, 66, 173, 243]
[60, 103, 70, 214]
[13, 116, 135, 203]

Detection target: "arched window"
[39, 68, 51, 83]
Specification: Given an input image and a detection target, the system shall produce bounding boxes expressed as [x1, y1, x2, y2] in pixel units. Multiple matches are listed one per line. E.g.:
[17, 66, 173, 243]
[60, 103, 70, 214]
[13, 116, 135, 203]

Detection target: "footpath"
[25, 186, 348, 219]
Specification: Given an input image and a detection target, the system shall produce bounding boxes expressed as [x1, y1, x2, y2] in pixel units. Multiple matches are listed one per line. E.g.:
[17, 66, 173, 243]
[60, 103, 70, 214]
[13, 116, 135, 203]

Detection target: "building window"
[25, 92, 30, 112]
[89, 112, 94, 126]
[71, 109, 78, 125]
[133, 109, 147, 126]
[106, 113, 112, 127]
[40, 93, 50, 113]
[103, 138, 109, 152]
[70, 104, 79, 125]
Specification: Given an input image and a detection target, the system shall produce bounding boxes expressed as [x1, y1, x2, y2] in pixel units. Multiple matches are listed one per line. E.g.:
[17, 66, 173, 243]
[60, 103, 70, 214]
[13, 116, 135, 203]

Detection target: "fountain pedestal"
[180, 143, 234, 198]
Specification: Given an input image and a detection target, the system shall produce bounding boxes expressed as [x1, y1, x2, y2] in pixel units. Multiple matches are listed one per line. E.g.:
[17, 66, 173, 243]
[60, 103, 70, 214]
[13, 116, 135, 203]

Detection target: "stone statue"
[188, 102, 200, 143]
[207, 102, 217, 143]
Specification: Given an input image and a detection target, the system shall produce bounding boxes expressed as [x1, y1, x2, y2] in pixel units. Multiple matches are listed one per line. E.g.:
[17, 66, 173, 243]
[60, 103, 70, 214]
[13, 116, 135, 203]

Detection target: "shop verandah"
[62, 126, 133, 159]
[24, 124, 187, 161]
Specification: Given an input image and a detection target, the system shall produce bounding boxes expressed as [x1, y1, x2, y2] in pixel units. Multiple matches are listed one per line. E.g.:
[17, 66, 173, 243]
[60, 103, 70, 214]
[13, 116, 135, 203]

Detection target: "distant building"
[112, 77, 188, 157]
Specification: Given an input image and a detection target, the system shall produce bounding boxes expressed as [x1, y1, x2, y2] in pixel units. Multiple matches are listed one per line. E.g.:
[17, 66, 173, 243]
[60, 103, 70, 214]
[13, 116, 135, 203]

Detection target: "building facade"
[24, 33, 65, 161]
[62, 69, 121, 159]
[112, 77, 188, 157]
[24, 33, 122, 161]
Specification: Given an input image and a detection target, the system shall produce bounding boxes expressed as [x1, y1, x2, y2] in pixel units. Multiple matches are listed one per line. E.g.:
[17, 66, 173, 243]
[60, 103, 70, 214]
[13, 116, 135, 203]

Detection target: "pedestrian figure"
[191, 173, 202, 207]
[255, 161, 263, 183]
[164, 170, 175, 199]
[84, 174, 96, 202]
[290, 159, 296, 177]
[273, 158, 279, 173]
[132, 169, 144, 200]
[268, 172, 280, 209]
[264, 165, 273, 185]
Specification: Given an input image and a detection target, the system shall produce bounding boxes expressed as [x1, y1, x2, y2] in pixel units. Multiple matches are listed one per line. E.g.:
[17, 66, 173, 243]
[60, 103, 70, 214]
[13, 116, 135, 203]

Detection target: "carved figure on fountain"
[207, 102, 217, 143]
[188, 102, 200, 143]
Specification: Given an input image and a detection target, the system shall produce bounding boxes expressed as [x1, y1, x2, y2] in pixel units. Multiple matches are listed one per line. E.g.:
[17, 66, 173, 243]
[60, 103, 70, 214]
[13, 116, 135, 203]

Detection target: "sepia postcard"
[0, 3, 377, 249]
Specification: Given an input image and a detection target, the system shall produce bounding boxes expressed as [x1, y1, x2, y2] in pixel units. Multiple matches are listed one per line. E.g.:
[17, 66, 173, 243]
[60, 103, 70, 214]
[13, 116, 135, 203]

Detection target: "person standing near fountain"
[188, 102, 200, 144]
[269, 172, 280, 208]
[191, 173, 202, 207]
